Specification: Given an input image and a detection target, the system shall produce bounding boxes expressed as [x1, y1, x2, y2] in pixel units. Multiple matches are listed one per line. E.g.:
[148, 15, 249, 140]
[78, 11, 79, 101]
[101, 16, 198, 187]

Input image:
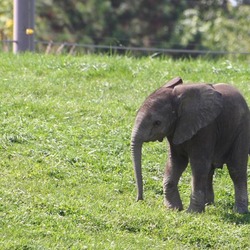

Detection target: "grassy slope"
[0, 53, 249, 249]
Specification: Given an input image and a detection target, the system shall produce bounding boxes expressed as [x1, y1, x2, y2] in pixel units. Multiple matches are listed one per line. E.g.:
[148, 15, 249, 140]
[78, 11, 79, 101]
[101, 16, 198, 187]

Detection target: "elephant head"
[131, 77, 223, 201]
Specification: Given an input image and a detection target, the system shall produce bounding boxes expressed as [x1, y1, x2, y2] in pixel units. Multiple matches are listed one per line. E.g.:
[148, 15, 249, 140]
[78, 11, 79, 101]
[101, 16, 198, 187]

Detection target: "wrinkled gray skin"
[131, 77, 250, 213]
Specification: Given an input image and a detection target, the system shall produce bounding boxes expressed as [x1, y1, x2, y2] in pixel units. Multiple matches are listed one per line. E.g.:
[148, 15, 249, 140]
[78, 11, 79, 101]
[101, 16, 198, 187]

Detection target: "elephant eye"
[153, 120, 161, 126]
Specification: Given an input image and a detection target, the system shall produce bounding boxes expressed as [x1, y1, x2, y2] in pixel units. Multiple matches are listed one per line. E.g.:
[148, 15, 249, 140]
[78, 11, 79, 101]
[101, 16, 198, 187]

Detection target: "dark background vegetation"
[0, 0, 250, 54]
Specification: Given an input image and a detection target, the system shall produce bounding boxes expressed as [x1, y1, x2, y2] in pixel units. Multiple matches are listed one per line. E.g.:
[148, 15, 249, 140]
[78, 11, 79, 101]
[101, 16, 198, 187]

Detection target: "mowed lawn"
[0, 53, 249, 249]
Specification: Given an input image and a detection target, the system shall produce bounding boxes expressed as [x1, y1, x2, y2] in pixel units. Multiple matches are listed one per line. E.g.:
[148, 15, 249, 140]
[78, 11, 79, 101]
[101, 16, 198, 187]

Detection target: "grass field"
[0, 53, 249, 249]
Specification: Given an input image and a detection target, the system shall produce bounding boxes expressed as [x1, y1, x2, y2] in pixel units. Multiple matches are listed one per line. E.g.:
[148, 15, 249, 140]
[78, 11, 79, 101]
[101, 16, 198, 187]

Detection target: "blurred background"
[0, 0, 249, 56]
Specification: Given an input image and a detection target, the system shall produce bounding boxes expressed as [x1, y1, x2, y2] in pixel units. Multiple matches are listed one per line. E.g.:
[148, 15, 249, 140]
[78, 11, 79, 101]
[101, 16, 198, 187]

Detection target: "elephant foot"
[187, 205, 205, 213]
[164, 199, 183, 211]
[205, 199, 214, 206]
[205, 194, 214, 205]
[234, 205, 249, 214]
[163, 187, 183, 211]
[188, 190, 206, 213]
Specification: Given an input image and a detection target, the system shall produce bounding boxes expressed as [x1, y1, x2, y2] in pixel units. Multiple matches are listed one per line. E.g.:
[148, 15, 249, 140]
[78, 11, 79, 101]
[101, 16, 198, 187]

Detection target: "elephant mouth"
[158, 137, 164, 142]
[146, 134, 165, 143]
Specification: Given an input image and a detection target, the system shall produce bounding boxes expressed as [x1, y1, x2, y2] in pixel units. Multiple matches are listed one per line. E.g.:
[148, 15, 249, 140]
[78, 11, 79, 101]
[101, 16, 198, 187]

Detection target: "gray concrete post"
[13, 0, 35, 53]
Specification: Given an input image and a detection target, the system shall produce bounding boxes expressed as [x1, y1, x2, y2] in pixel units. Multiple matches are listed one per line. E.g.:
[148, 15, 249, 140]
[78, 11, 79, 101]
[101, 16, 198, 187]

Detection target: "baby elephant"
[131, 77, 250, 213]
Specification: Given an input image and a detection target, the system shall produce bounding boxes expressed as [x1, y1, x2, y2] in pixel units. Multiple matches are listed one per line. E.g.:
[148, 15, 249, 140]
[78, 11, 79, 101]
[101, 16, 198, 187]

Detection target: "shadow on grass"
[209, 200, 250, 224]
[220, 211, 250, 224]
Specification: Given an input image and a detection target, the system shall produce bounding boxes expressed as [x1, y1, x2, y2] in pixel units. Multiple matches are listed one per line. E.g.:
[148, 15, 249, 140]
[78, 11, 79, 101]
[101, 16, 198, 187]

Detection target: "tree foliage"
[175, 3, 250, 53]
[1, 0, 249, 54]
[0, 0, 13, 40]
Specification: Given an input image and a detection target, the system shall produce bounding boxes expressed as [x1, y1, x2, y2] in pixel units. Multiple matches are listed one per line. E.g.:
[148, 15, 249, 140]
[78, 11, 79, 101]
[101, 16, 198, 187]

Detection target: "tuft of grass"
[0, 53, 249, 249]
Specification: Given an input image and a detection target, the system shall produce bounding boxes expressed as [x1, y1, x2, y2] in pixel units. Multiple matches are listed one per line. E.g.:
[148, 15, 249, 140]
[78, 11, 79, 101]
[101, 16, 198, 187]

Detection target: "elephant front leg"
[163, 157, 188, 211]
[188, 166, 210, 213]
[205, 167, 215, 205]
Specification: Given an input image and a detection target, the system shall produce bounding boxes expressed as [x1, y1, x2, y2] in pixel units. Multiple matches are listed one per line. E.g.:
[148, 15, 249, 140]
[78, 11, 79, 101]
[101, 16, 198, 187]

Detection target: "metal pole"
[13, 0, 35, 53]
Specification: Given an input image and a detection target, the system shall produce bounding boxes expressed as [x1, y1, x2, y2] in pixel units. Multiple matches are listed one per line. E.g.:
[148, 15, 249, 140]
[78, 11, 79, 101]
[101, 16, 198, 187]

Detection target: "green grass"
[0, 53, 249, 249]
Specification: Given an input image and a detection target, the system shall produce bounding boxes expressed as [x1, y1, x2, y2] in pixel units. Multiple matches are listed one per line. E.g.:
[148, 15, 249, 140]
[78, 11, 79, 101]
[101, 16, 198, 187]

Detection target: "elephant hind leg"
[227, 167, 248, 213]
[227, 154, 249, 214]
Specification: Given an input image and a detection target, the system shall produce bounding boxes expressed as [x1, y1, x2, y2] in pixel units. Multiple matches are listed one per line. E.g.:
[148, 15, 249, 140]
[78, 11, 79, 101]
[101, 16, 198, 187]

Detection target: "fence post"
[13, 0, 35, 53]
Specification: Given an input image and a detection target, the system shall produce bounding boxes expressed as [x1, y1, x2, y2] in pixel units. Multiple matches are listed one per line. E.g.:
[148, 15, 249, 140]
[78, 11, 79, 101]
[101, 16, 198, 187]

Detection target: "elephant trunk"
[131, 137, 143, 201]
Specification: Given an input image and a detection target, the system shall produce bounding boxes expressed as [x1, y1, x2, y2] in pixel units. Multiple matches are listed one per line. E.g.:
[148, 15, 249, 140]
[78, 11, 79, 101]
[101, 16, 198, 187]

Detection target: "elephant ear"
[173, 84, 223, 145]
[163, 77, 183, 88]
